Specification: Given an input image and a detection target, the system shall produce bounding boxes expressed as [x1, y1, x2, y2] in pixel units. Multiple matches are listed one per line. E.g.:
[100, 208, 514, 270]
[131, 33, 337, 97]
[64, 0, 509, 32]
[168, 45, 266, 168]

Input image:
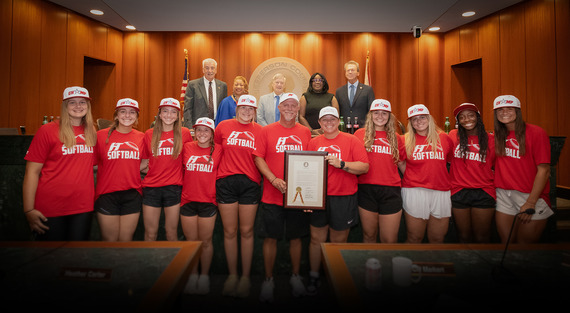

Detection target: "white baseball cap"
[63, 86, 91, 100]
[370, 99, 391, 112]
[159, 98, 181, 111]
[115, 98, 139, 112]
[237, 95, 257, 108]
[407, 104, 430, 119]
[193, 117, 215, 131]
[493, 95, 521, 110]
[319, 106, 339, 119]
[279, 93, 299, 104]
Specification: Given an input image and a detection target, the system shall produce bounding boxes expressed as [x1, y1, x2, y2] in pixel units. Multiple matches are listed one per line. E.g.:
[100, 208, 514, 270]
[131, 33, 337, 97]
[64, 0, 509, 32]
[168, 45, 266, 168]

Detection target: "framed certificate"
[283, 150, 327, 210]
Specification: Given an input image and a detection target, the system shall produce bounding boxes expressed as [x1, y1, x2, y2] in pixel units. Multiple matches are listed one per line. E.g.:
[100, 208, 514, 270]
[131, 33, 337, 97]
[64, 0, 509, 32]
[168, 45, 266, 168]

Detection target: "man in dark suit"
[183, 58, 227, 128]
[335, 60, 374, 130]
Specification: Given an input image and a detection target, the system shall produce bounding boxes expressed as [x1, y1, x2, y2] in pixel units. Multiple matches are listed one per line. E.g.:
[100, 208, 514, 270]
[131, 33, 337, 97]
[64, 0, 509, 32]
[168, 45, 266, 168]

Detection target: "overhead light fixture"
[429, 27, 440, 32]
[126, 25, 136, 30]
[462, 11, 476, 17]
[90, 9, 104, 15]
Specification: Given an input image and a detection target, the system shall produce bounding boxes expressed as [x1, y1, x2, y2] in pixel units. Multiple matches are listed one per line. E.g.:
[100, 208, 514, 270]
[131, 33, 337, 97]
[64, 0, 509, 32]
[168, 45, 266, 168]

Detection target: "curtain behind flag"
[180, 49, 189, 109]
[364, 50, 371, 86]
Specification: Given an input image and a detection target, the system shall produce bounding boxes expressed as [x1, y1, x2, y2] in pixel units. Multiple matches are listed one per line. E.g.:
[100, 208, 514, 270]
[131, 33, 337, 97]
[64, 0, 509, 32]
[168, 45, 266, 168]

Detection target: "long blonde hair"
[151, 107, 182, 159]
[59, 99, 96, 147]
[363, 111, 400, 164]
[404, 115, 442, 158]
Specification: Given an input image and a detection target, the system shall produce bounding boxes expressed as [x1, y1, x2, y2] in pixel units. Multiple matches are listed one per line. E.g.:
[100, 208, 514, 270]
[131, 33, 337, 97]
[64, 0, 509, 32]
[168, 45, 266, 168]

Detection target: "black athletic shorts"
[215, 174, 261, 205]
[95, 189, 142, 215]
[451, 188, 496, 209]
[142, 185, 182, 207]
[358, 184, 403, 215]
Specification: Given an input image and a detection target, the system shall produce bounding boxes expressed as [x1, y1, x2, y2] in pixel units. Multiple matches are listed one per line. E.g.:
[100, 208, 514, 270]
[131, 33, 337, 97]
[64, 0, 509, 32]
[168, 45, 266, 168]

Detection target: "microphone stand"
[492, 209, 535, 284]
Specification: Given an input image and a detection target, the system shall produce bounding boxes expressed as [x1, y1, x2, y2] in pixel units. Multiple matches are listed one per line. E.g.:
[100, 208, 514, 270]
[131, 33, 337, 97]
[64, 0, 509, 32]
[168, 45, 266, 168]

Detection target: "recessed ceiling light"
[429, 27, 440, 32]
[90, 9, 104, 15]
[126, 25, 136, 30]
[462, 11, 476, 17]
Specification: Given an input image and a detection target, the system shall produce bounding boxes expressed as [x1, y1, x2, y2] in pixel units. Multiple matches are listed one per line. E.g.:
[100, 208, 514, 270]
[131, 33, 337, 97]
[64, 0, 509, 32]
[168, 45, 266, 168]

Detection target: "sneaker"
[290, 274, 307, 297]
[222, 274, 238, 296]
[196, 275, 210, 295]
[259, 277, 275, 303]
[306, 274, 320, 296]
[235, 276, 251, 298]
[183, 274, 198, 294]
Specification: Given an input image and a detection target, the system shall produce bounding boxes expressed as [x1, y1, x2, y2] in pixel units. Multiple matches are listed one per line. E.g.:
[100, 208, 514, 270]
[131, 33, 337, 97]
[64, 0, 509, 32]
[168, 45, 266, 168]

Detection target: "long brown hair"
[106, 109, 140, 144]
[494, 108, 526, 156]
[363, 111, 400, 164]
[151, 107, 183, 159]
[59, 99, 96, 147]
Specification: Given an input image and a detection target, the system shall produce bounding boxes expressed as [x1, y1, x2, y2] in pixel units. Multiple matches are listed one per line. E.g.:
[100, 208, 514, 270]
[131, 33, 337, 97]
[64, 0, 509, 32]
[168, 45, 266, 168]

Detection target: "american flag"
[180, 49, 189, 107]
[364, 50, 371, 86]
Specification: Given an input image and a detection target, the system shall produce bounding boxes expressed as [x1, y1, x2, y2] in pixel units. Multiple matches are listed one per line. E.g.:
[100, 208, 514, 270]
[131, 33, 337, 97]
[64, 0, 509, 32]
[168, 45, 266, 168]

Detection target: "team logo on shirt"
[227, 131, 255, 149]
[158, 138, 174, 156]
[62, 134, 94, 155]
[412, 143, 445, 160]
[185, 155, 213, 172]
[107, 141, 140, 160]
[317, 145, 342, 161]
[504, 138, 520, 159]
[371, 137, 392, 154]
[453, 143, 486, 162]
[275, 135, 304, 153]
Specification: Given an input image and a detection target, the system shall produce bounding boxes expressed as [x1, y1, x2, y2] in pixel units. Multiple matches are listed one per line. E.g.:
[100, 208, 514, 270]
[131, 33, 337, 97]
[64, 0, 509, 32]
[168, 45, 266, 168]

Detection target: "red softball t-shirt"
[401, 132, 454, 191]
[94, 128, 145, 198]
[253, 122, 312, 206]
[494, 123, 551, 205]
[448, 129, 496, 198]
[354, 128, 405, 187]
[308, 132, 369, 196]
[181, 142, 221, 206]
[214, 119, 263, 184]
[25, 121, 95, 217]
[141, 127, 192, 188]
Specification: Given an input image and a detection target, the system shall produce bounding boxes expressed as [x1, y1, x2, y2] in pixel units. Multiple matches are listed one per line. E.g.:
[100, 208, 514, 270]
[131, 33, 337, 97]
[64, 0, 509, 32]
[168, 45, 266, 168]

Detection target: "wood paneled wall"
[120, 31, 443, 131]
[2, 0, 569, 186]
[444, 0, 569, 186]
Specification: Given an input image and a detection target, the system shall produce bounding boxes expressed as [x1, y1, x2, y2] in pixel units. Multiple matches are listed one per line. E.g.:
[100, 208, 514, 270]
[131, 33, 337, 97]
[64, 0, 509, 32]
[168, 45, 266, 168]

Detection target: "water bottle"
[353, 116, 359, 133]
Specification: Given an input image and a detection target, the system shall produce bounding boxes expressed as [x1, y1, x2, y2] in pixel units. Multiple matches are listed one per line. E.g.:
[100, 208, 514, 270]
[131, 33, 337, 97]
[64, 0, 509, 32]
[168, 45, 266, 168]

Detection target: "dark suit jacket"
[183, 77, 227, 128]
[335, 82, 375, 128]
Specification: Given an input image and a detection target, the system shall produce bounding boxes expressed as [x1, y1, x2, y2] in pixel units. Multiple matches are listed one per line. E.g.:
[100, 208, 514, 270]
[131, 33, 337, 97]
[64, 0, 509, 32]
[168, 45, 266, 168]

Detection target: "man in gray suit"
[257, 73, 286, 126]
[335, 60, 374, 130]
[183, 58, 227, 128]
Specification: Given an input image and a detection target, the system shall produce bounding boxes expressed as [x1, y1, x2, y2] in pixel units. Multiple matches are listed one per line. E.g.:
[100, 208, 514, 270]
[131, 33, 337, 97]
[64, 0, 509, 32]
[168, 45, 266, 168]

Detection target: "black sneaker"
[306, 275, 320, 296]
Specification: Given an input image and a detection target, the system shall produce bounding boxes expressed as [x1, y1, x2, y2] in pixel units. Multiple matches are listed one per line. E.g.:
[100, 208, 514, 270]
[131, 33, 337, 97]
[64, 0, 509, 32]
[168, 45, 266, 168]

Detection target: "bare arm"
[519, 163, 550, 223]
[22, 161, 48, 234]
[254, 156, 286, 193]
[140, 159, 149, 173]
[325, 154, 369, 175]
[298, 96, 312, 130]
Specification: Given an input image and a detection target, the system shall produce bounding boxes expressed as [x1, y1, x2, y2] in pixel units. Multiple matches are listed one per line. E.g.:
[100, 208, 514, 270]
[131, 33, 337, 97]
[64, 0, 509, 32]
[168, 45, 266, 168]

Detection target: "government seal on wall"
[249, 57, 310, 101]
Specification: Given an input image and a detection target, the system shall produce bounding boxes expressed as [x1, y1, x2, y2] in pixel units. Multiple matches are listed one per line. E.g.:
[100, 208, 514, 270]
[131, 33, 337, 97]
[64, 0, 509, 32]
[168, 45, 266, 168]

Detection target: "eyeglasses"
[312, 79, 324, 83]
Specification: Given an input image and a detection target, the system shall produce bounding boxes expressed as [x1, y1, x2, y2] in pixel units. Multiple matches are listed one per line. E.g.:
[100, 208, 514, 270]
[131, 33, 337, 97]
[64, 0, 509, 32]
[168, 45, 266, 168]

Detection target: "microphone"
[492, 208, 535, 284]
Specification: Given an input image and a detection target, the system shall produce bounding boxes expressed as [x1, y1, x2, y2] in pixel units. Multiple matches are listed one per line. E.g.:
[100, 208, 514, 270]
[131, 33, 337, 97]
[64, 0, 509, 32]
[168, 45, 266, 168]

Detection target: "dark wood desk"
[0, 241, 201, 312]
[322, 243, 570, 310]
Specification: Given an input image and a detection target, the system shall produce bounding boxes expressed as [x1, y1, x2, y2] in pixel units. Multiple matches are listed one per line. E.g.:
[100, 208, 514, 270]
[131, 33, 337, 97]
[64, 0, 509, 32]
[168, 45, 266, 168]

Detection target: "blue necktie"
[275, 95, 280, 121]
[349, 84, 355, 106]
